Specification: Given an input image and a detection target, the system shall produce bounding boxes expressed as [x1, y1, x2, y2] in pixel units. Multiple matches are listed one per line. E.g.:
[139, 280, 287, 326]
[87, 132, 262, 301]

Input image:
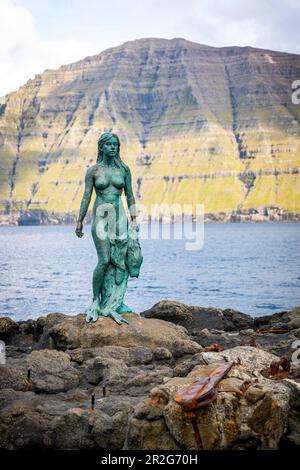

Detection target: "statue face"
[103, 136, 118, 159]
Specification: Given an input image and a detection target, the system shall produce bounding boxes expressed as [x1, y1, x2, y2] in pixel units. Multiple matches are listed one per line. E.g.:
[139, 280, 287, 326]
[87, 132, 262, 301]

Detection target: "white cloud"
[0, 0, 106, 96]
[172, 0, 300, 53]
[1, 0, 299, 97]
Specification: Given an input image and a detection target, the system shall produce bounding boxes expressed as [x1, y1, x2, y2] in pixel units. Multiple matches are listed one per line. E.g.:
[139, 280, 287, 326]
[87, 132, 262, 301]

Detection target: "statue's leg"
[98, 263, 131, 324]
[86, 259, 110, 323]
[86, 220, 110, 323]
[92, 259, 109, 302]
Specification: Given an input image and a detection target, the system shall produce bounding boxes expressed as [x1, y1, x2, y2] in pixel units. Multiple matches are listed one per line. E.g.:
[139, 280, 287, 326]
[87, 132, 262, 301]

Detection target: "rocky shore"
[0, 301, 299, 450]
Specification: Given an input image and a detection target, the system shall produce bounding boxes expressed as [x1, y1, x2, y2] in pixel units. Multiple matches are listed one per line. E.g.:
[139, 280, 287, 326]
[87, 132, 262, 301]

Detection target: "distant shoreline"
[1, 209, 300, 226]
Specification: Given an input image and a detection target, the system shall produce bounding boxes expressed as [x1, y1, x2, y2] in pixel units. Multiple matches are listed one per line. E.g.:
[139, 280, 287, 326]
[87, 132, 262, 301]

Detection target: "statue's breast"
[94, 168, 125, 190]
[111, 173, 125, 189]
[94, 175, 110, 190]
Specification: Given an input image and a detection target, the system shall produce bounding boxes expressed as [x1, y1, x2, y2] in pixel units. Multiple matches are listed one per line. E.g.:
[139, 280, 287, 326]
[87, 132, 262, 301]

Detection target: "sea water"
[0, 222, 299, 320]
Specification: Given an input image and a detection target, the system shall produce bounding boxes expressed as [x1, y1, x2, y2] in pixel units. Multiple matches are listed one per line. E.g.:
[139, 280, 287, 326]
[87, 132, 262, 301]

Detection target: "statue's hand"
[75, 221, 84, 238]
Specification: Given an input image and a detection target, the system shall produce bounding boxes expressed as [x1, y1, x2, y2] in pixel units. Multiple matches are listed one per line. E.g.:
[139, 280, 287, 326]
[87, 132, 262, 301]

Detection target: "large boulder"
[90, 396, 137, 450]
[0, 350, 80, 394]
[0, 317, 19, 340]
[0, 360, 27, 391]
[254, 307, 300, 331]
[26, 350, 80, 393]
[44, 313, 201, 353]
[200, 346, 281, 373]
[0, 313, 68, 352]
[142, 301, 253, 332]
[47, 408, 94, 449]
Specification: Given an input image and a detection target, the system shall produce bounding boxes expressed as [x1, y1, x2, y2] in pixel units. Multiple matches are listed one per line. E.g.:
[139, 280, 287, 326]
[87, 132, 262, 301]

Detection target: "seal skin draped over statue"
[95, 220, 143, 320]
[75, 132, 143, 325]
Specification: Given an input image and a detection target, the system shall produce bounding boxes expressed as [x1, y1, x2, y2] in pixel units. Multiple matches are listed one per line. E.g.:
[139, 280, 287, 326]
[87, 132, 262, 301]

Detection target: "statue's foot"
[117, 302, 133, 314]
[109, 311, 129, 325]
[85, 299, 100, 323]
[117, 303, 140, 316]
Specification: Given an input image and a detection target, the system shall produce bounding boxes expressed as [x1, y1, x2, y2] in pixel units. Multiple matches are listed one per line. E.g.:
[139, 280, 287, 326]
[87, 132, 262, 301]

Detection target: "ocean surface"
[0, 222, 299, 320]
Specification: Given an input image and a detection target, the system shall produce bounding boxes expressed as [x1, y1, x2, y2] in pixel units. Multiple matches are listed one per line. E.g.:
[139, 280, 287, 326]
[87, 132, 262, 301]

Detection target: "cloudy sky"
[1, 0, 299, 97]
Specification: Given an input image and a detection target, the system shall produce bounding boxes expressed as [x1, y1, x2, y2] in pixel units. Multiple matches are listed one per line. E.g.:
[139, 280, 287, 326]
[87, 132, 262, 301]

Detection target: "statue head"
[97, 132, 128, 172]
[97, 132, 120, 163]
[96, 132, 128, 173]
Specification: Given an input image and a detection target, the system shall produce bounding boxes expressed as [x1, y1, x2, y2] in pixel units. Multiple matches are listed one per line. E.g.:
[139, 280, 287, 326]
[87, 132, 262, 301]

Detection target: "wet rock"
[222, 308, 254, 331]
[0, 318, 32, 350]
[1, 314, 70, 352]
[142, 301, 253, 332]
[254, 307, 300, 331]
[36, 313, 68, 340]
[0, 317, 19, 340]
[142, 301, 192, 323]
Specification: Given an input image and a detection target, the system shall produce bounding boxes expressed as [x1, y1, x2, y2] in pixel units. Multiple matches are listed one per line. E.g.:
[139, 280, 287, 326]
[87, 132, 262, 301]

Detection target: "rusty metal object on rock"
[174, 362, 233, 412]
[256, 329, 290, 335]
[203, 343, 221, 352]
[23, 368, 33, 391]
[174, 362, 234, 450]
[270, 357, 291, 377]
[250, 338, 258, 347]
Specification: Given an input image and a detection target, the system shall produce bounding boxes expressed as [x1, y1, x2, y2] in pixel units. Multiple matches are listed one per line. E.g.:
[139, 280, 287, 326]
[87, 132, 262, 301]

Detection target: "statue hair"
[97, 132, 129, 173]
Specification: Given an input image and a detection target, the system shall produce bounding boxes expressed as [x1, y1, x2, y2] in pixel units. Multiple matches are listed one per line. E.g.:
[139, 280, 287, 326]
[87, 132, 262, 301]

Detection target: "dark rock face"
[142, 301, 300, 357]
[254, 307, 300, 330]
[0, 317, 19, 341]
[0, 304, 299, 449]
[142, 300, 253, 331]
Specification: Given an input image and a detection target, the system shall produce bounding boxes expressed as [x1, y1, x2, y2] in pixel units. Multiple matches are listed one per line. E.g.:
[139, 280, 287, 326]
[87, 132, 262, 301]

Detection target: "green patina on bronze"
[75, 132, 143, 324]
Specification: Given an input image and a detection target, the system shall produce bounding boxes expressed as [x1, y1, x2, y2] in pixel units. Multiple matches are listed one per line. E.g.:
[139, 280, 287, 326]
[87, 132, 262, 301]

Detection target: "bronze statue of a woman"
[75, 132, 143, 324]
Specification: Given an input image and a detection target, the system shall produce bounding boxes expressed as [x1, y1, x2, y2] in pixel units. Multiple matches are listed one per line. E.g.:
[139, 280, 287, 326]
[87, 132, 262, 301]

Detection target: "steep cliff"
[0, 38, 300, 224]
